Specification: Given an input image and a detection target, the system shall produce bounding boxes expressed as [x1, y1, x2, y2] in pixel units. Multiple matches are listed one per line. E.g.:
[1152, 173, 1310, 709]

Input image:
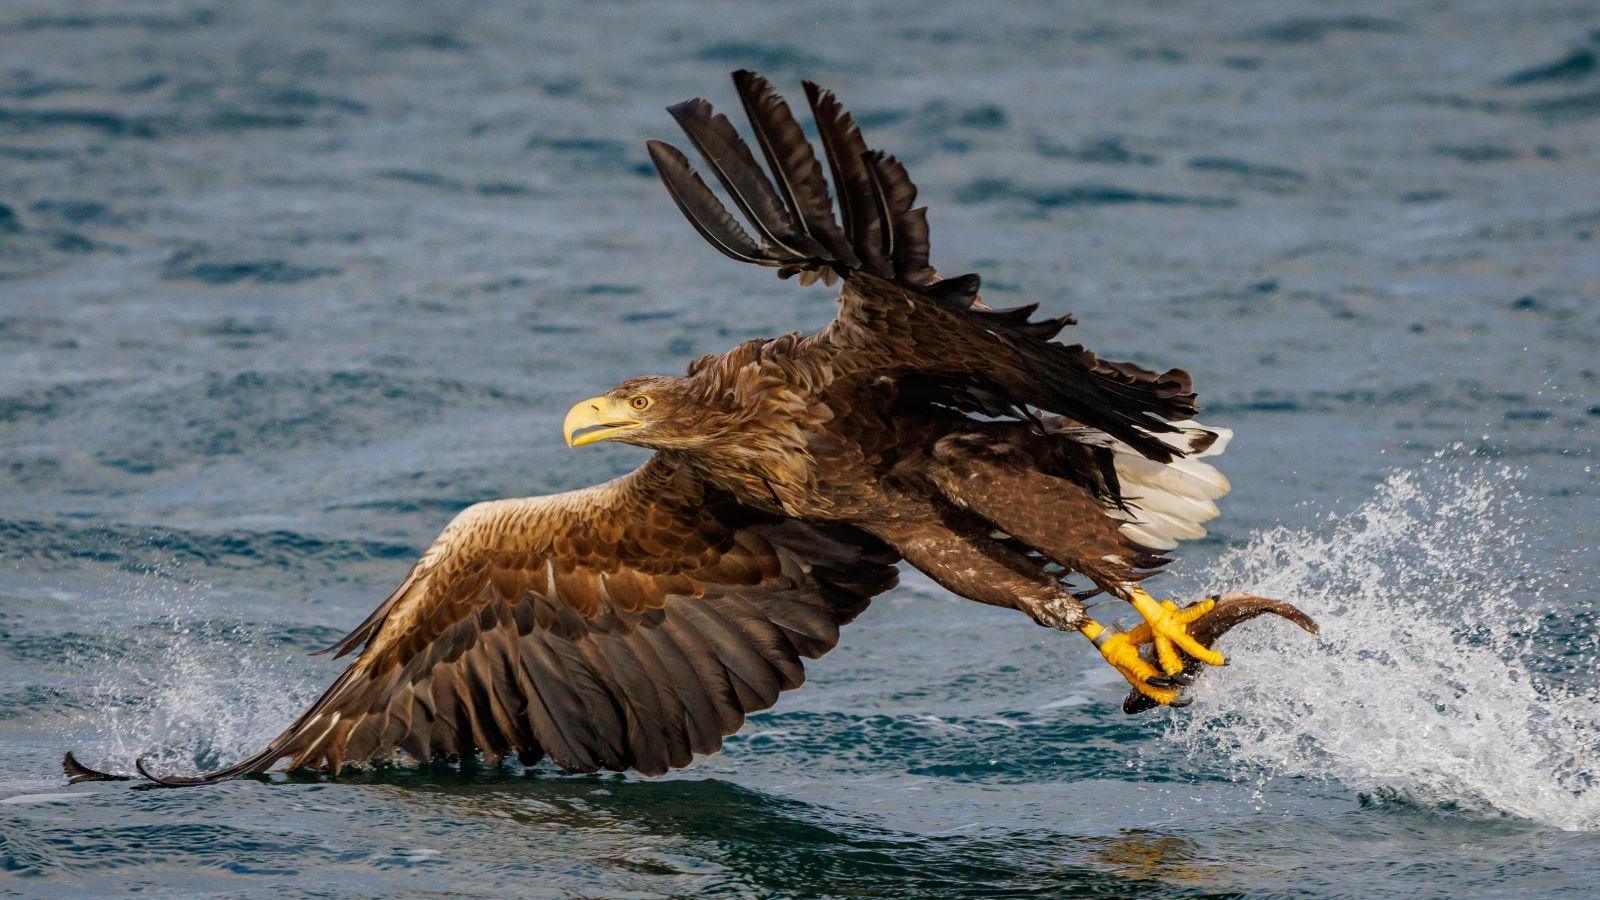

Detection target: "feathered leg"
[923, 432, 1224, 704]
[867, 512, 1086, 630]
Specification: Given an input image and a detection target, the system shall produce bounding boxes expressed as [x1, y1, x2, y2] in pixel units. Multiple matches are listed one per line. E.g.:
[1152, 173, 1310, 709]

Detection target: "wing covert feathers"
[131, 458, 898, 785]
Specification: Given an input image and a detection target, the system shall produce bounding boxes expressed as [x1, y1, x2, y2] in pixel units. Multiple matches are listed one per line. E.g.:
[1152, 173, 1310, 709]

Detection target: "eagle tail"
[1107, 423, 1231, 550]
[1054, 420, 1233, 549]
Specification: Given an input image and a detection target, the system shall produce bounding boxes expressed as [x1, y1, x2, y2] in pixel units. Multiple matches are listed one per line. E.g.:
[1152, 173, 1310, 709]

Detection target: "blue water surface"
[1, 1, 1597, 896]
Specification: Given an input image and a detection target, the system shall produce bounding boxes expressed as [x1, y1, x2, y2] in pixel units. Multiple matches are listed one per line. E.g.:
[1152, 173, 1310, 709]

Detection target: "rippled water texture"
[2, 1, 1597, 896]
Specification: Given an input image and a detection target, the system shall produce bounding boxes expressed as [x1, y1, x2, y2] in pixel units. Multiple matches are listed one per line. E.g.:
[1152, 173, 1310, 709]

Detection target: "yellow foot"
[1078, 590, 1226, 706]
[1127, 589, 1226, 676]
[1081, 620, 1180, 705]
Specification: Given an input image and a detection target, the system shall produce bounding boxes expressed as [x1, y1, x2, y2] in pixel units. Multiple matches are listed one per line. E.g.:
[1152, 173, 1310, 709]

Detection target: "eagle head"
[562, 375, 710, 451]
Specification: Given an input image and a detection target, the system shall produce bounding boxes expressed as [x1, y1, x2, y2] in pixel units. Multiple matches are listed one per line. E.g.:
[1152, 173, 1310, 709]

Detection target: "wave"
[1158, 447, 1600, 831]
[62, 573, 320, 777]
[58, 448, 1599, 831]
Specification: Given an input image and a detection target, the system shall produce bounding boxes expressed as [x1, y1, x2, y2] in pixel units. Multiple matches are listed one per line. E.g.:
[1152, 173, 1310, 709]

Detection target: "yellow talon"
[1080, 620, 1179, 705]
[1080, 591, 1226, 706]
[1151, 600, 1182, 675]
[1130, 589, 1225, 669]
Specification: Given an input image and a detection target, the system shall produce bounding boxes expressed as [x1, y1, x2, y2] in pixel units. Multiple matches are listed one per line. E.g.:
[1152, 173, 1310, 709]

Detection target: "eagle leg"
[866, 514, 1089, 632]
[918, 431, 1226, 705]
[1081, 618, 1182, 707]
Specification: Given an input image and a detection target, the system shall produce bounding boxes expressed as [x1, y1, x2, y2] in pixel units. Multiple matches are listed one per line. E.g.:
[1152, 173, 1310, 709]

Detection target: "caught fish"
[1123, 594, 1319, 714]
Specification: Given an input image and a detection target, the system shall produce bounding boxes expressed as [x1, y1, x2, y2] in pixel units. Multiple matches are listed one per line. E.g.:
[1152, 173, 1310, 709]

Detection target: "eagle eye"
[629, 395, 651, 411]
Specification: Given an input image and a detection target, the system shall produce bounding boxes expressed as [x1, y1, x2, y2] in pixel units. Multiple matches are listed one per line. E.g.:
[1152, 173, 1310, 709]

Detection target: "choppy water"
[2, 0, 1597, 896]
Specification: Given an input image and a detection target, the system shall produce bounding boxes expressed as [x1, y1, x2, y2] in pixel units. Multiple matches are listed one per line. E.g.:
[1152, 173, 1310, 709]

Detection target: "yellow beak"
[563, 396, 644, 447]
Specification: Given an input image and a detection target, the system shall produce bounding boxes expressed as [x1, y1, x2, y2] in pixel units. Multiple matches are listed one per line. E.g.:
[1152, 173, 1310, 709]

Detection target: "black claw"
[1146, 676, 1177, 688]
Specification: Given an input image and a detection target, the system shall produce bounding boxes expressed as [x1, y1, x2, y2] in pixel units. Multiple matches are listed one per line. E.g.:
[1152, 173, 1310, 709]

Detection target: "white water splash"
[65, 565, 318, 776]
[1163, 449, 1600, 830]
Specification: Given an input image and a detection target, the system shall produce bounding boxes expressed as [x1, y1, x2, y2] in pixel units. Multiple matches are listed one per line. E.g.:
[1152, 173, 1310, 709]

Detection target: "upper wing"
[135, 455, 898, 784]
[644, 69, 935, 290]
[648, 71, 1200, 461]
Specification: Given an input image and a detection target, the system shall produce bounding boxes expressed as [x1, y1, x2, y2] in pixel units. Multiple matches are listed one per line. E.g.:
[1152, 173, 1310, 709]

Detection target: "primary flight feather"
[122, 71, 1241, 785]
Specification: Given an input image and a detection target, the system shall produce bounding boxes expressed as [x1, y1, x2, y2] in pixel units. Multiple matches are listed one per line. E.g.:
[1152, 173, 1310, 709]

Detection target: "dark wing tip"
[134, 755, 209, 786]
[643, 137, 683, 172]
[666, 97, 712, 119]
[925, 272, 981, 310]
[133, 752, 271, 787]
[647, 138, 777, 267]
[310, 632, 363, 658]
[63, 751, 129, 783]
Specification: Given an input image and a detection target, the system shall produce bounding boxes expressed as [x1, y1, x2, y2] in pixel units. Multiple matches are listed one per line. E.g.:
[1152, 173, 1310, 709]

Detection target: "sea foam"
[65, 570, 317, 778]
[1160, 448, 1600, 831]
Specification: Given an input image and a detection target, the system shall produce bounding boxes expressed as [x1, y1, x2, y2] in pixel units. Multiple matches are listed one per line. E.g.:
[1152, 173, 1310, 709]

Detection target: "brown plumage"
[122, 70, 1240, 786]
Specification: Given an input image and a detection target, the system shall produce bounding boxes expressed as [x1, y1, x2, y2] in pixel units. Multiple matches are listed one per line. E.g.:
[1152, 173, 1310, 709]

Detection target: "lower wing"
[121, 455, 898, 784]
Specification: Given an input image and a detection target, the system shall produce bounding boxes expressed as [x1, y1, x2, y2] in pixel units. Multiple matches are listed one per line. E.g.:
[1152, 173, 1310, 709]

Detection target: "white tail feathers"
[1108, 421, 1233, 551]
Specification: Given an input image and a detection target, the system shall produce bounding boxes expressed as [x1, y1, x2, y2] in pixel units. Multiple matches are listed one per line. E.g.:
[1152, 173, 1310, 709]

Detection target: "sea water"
[2, 0, 1596, 895]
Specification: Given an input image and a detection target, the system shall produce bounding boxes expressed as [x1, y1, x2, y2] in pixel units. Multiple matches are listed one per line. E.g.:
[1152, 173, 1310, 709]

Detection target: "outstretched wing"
[648, 71, 1200, 462]
[134, 456, 898, 784]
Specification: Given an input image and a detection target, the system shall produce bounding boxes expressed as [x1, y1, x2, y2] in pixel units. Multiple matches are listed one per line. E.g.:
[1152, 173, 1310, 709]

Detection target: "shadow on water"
[286, 770, 1233, 898]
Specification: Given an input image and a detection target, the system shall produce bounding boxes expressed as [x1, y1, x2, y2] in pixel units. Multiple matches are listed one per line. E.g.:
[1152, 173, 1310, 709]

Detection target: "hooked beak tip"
[562, 396, 642, 448]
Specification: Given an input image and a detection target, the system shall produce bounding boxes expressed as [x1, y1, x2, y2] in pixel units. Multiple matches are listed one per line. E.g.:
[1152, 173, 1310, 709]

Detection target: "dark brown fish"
[1123, 595, 1319, 714]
